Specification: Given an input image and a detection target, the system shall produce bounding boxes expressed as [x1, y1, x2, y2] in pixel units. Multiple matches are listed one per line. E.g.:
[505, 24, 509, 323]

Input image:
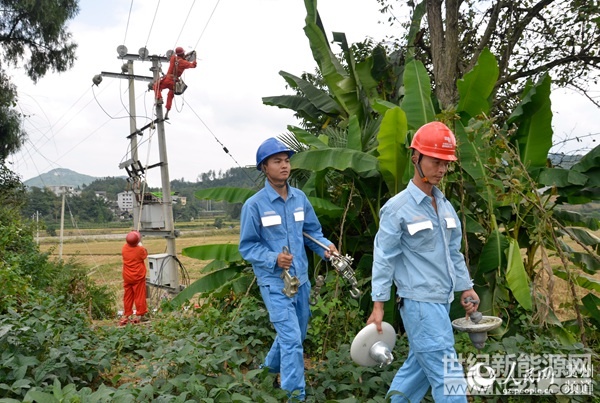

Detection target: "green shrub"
[0, 293, 114, 400]
[48, 259, 116, 320]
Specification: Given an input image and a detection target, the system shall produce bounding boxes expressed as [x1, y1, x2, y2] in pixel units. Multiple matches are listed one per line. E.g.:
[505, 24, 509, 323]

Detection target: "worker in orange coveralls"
[154, 46, 197, 119]
[119, 230, 148, 326]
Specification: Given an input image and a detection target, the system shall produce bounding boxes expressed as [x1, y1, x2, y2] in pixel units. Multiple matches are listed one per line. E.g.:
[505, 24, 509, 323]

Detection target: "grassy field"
[39, 224, 240, 315]
[40, 223, 599, 322]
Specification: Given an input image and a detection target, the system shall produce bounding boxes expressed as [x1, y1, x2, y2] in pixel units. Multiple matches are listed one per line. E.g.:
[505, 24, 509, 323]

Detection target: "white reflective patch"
[294, 211, 305, 222]
[407, 220, 433, 235]
[261, 215, 282, 227]
[445, 217, 457, 228]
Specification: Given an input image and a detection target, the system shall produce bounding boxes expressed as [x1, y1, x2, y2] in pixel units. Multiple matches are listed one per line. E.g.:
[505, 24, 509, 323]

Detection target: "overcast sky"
[7, 0, 599, 186]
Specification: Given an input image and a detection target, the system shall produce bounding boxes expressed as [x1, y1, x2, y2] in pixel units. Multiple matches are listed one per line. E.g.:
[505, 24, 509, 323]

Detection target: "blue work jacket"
[239, 180, 331, 287]
[371, 180, 473, 304]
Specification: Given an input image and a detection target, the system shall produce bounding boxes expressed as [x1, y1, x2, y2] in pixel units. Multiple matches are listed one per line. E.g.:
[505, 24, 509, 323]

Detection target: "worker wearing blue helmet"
[239, 137, 337, 401]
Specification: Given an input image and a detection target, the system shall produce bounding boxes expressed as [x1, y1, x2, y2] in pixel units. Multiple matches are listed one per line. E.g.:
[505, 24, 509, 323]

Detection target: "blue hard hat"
[255, 137, 295, 170]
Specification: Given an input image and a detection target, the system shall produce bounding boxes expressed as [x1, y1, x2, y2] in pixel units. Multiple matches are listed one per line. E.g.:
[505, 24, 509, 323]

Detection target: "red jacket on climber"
[154, 46, 197, 119]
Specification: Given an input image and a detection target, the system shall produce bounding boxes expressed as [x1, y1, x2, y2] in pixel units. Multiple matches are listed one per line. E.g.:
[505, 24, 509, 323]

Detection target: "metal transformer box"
[147, 253, 177, 287]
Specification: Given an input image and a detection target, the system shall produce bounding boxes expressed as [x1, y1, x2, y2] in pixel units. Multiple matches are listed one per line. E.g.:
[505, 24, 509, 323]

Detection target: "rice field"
[39, 225, 239, 313]
[39, 224, 599, 322]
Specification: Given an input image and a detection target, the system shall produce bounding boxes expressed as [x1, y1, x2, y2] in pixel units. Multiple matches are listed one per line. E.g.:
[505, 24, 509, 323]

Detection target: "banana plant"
[176, 0, 600, 346]
[451, 48, 600, 342]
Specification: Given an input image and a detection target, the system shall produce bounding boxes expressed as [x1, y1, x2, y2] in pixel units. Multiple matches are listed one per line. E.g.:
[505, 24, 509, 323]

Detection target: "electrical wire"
[122, 0, 134, 45]
[173, 0, 196, 50]
[194, 0, 221, 49]
[61, 194, 108, 284]
[186, 101, 259, 184]
[22, 0, 230, 304]
[144, 0, 161, 50]
[92, 84, 154, 125]
[11, 85, 97, 171]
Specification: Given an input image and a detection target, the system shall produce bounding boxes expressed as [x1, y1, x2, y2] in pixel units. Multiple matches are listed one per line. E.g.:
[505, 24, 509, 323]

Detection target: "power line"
[173, 0, 197, 49]
[194, 0, 221, 49]
[123, 0, 135, 45]
[186, 101, 258, 184]
[144, 0, 161, 50]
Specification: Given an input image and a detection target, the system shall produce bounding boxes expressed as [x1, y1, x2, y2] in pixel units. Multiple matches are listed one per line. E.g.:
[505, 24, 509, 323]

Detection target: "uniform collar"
[407, 179, 445, 205]
[264, 179, 293, 202]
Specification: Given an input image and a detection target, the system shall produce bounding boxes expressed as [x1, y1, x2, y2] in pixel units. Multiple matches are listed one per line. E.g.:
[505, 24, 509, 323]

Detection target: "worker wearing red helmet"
[154, 46, 197, 119]
[368, 122, 480, 402]
[119, 230, 149, 326]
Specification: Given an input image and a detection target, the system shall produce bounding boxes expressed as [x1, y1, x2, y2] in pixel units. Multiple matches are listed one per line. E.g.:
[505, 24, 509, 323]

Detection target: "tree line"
[19, 167, 261, 229]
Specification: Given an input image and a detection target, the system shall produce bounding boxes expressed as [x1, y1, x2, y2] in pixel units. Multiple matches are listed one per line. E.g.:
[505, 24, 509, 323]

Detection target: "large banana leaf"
[354, 52, 380, 99]
[506, 237, 533, 310]
[477, 229, 508, 274]
[372, 99, 402, 115]
[570, 251, 600, 274]
[457, 48, 498, 119]
[182, 243, 242, 262]
[262, 95, 322, 121]
[376, 106, 409, 195]
[401, 59, 435, 130]
[454, 121, 490, 184]
[581, 293, 600, 326]
[303, 0, 359, 119]
[453, 122, 504, 224]
[291, 148, 379, 177]
[538, 168, 589, 187]
[194, 187, 256, 204]
[553, 269, 600, 293]
[333, 30, 376, 124]
[278, 71, 343, 114]
[506, 74, 553, 169]
[170, 266, 242, 306]
[553, 209, 599, 231]
[289, 126, 329, 149]
[347, 115, 362, 151]
[405, 1, 427, 62]
[565, 227, 600, 247]
[570, 144, 600, 193]
[572, 144, 600, 175]
[307, 196, 344, 218]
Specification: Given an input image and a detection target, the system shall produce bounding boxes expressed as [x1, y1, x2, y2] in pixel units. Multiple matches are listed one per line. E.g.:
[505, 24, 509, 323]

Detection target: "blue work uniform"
[372, 180, 473, 402]
[239, 180, 332, 401]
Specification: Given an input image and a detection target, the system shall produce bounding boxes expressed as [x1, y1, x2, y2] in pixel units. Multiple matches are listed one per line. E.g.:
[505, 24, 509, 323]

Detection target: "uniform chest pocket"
[404, 220, 435, 252]
[261, 215, 286, 241]
[443, 217, 457, 242]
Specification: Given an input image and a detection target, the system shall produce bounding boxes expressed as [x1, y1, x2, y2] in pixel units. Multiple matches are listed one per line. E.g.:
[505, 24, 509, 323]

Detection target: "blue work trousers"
[388, 299, 467, 402]
[260, 281, 311, 401]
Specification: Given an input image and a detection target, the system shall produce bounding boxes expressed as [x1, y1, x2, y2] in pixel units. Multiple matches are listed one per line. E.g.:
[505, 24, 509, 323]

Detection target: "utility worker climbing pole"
[154, 46, 197, 120]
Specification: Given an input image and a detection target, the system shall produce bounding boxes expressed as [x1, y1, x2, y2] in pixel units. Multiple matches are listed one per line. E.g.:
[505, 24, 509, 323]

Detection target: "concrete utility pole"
[150, 56, 179, 291]
[59, 190, 65, 261]
[94, 46, 180, 292]
[125, 61, 139, 167]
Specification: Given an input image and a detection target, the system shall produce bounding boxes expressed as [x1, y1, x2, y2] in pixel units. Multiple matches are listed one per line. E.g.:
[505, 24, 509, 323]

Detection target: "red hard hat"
[409, 122, 458, 161]
[125, 231, 141, 246]
[175, 46, 184, 56]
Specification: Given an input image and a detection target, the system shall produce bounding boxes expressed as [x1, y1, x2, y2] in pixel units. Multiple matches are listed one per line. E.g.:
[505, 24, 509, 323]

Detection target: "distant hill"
[23, 168, 99, 188]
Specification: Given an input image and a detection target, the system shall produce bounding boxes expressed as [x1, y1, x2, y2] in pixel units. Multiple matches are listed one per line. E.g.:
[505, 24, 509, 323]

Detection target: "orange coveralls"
[154, 54, 197, 111]
[122, 243, 149, 317]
